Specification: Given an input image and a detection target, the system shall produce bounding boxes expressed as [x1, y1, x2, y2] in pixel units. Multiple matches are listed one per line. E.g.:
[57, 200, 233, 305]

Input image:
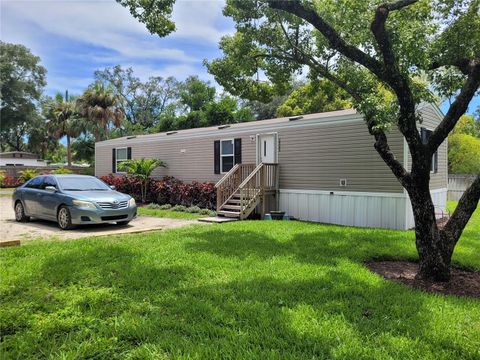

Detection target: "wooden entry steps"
[215, 163, 279, 220]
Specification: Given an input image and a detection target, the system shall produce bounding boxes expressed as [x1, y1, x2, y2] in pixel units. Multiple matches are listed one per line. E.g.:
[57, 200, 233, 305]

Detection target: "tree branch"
[372, 128, 412, 187]
[428, 60, 480, 153]
[370, 1, 420, 145]
[267, 0, 384, 78]
[442, 175, 480, 251]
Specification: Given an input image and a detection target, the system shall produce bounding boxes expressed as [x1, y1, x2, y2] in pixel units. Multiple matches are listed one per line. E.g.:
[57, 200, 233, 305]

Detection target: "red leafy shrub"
[100, 174, 156, 203]
[100, 174, 216, 209]
[1, 176, 24, 188]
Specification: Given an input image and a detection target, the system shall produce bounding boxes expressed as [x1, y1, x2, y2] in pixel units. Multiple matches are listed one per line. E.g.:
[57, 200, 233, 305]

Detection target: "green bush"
[18, 168, 38, 182]
[146, 203, 161, 209]
[186, 206, 201, 213]
[171, 205, 186, 212]
[158, 204, 172, 210]
[52, 167, 73, 174]
[0, 170, 5, 187]
[448, 133, 480, 174]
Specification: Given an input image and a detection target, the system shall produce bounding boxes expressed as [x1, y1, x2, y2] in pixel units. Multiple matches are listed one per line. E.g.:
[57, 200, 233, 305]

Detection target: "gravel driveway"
[0, 196, 198, 245]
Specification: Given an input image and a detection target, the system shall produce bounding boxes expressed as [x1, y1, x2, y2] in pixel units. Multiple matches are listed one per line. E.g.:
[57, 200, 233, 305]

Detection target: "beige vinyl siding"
[404, 104, 448, 190]
[96, 133, 256, 183]
[277, 120, 404, 193]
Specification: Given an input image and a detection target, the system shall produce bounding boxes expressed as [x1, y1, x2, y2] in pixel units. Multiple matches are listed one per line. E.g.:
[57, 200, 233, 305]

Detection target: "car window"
[25, 176, 44, 189]
[41, 176, 57, 190]
[57, 176, 110, 191]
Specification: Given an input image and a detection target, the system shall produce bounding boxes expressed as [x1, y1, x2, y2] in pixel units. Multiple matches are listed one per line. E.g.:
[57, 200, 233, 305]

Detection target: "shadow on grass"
[2, 223, 478, 358]
[185, 225, 417, 265]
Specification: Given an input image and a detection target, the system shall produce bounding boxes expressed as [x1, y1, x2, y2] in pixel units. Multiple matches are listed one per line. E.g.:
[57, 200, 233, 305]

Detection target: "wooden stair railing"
[238, 163, 278, 219]
[215, 164, 256, 211]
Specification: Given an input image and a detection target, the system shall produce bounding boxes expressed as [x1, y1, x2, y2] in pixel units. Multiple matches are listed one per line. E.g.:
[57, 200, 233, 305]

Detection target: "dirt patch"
[366, 260, 480, 299]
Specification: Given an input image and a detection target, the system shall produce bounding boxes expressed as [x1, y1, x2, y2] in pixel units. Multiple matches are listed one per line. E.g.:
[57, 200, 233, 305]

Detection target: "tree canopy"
[0, 42, 47, 150]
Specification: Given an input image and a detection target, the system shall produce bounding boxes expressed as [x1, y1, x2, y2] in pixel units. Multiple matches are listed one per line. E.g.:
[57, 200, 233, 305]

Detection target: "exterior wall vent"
[218, 125, 230, 129]
[126, 136, 136, 139]
[339, 179, 347, 187]
[289, 116, 303, 121]
[166, 131, 178, 135]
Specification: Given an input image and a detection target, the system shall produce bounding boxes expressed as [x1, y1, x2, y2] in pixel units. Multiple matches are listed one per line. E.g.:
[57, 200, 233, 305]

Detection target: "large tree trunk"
[407, 174, 480, 282]
[408, 185, 452, 281]
[66, 134, 72, 167]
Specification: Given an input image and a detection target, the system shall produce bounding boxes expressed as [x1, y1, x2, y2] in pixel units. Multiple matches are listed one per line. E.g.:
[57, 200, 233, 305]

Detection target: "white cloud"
[1, 0, 195, 62]
[171, 0, 233, 43]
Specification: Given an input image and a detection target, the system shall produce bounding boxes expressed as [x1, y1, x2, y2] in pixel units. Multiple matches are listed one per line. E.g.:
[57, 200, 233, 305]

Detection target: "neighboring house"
[95, 103, 447, 230]
[0, 152, 48, 167]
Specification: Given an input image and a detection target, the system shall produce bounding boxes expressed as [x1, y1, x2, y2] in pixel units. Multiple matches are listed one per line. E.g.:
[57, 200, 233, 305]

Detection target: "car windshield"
[57, 177, 111, 191]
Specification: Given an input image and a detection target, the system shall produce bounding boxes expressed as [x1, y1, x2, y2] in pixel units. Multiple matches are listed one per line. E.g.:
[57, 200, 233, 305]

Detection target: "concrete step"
[218, 210, 241, 218]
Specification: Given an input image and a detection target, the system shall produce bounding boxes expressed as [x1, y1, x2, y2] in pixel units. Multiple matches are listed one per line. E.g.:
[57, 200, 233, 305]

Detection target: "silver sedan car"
[12, 174, 137, 230]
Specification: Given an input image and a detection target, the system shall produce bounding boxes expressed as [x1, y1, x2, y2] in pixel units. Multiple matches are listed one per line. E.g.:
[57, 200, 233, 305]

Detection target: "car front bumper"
[69, 205, 137, 225]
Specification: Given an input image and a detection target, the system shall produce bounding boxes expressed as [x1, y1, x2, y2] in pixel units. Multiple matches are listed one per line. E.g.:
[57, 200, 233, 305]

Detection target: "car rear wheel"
[57, 206, 75, 230]
[117, 220, 130, 226]
[14, 202, 30, 222]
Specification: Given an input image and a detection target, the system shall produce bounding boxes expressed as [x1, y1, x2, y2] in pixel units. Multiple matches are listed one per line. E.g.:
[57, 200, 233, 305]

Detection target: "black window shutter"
[214, 140, 220, 174]
[127, 147, 132, 159]
[234, 138, 242, 165]
[434, 151, 438, 173]
[420, 128, 427, 144]
[112, 148, 116, 173]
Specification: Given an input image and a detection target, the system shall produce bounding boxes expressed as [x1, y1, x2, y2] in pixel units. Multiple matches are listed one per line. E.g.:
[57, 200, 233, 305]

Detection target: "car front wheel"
[57, 206, 75, 230]
[14, 201, 30, 222]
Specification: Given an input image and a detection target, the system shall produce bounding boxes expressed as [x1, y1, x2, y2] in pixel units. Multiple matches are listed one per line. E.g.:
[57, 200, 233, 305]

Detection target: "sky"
[1, 0, 478, 115]
[0, 0, 234, 96]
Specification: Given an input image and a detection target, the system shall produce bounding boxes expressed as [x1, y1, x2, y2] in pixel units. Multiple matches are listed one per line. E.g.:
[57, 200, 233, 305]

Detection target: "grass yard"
[137, 207, 206, 220]
[1, 202, 479, 359]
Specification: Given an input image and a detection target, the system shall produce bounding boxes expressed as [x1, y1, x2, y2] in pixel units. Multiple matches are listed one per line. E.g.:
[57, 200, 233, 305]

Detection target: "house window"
[421, 128, 438, 174]
[220, 139, 234, 173]
[115, 147, 128, 173]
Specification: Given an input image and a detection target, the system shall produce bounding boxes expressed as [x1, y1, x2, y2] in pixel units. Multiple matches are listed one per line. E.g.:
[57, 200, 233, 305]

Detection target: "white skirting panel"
[404, 188, 448, 230]
[279, 189, 409, 230]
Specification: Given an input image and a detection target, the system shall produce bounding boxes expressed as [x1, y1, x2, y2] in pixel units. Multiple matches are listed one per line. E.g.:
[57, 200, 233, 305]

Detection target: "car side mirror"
[110, 185, 116, 190]
[45, 186, 56, 192]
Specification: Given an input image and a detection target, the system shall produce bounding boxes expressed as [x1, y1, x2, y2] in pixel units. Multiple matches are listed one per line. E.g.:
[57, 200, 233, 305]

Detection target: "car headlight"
[72, 200, 97, 209]
[128, 198, 136, 207]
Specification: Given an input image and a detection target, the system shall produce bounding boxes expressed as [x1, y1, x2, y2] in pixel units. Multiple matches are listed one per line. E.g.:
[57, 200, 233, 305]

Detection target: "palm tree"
[46, 91, 81, 167]
[77, 82, 124, 141]
[118, 158, 166, 203]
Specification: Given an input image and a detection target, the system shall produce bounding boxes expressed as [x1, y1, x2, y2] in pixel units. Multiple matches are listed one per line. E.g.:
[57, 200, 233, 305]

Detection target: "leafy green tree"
[179, 76, 216, 112]
[0, 42, 46, 150]
[95, 65, 181, 131]
[43, 91, 81, 166]
[118, 158, 166, 203]
[451, 114, 478, 137]
[448, 134, 480, 174]
[77, 82, 124, 141]
[276, 80, 351, 117]
[26, 109, 60, 160]
[449, 114, 480, 174]
[119, 0, 480, 281]
[72, 135, 95, 164]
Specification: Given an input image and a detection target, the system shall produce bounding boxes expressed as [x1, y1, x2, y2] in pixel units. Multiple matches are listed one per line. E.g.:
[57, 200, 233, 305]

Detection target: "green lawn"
[137, 207, 206, 220]
[1, 203, 479, 359]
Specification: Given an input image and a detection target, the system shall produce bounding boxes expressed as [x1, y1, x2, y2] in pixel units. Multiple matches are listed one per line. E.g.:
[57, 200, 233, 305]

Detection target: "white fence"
[448, 175, 477, 201]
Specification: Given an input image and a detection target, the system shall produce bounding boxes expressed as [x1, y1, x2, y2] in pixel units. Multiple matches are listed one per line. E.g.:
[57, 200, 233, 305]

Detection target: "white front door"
[257, 133, 277, 164]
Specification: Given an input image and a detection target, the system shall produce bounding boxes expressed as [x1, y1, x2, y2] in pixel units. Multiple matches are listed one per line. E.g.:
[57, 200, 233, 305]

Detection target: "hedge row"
[100, 175, 216, 210]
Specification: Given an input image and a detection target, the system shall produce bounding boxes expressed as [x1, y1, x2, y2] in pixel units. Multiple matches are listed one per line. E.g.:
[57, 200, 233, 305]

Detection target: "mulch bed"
[366, 260, 480, 299]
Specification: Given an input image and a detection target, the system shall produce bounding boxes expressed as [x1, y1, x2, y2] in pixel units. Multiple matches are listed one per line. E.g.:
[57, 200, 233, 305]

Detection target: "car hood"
[62, 190, 131, 202]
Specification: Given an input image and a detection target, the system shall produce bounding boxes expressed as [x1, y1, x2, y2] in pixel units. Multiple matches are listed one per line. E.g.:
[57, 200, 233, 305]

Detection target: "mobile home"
[95, 103, 447, 230]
